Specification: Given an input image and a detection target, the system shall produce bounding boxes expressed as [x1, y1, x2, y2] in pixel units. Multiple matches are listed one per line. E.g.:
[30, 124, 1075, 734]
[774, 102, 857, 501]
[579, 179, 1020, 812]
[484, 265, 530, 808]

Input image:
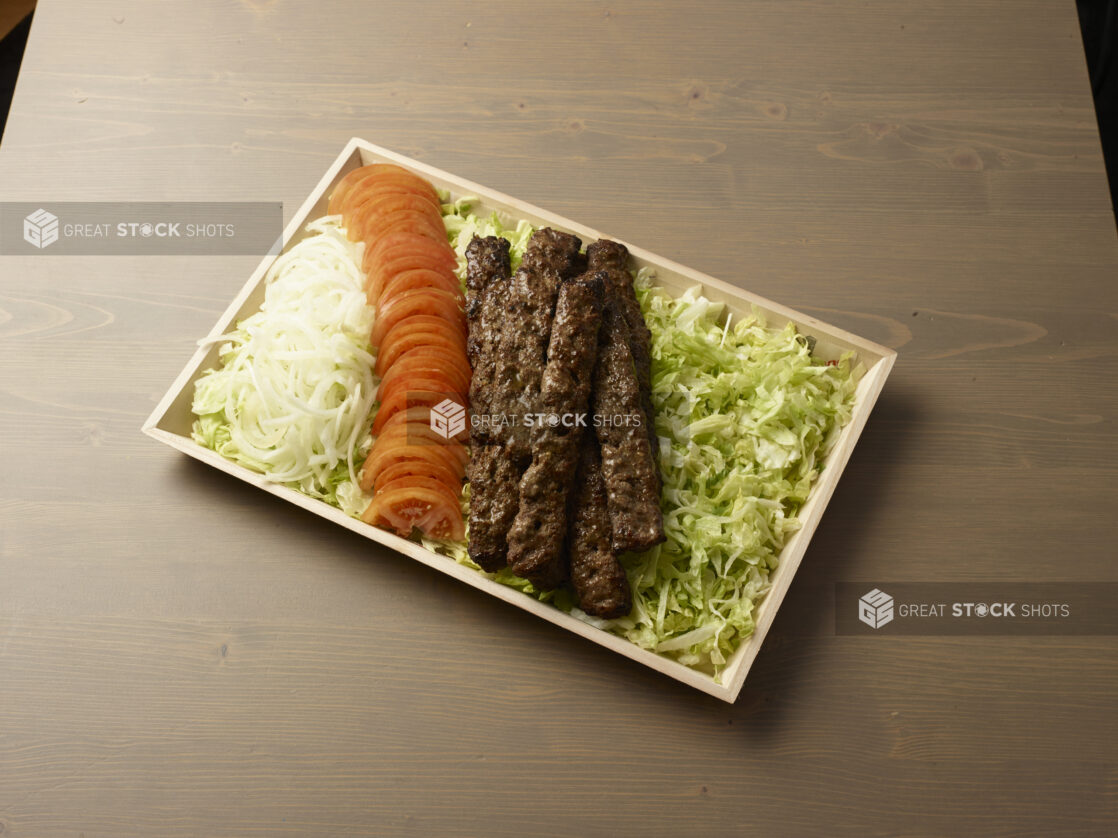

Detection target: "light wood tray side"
[143, 138, 896, 702]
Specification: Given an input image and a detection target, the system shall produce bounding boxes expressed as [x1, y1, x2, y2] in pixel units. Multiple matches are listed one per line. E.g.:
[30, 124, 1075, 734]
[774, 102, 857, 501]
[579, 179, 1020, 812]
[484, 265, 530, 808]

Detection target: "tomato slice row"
[328, 164, 418, 216]
[327, 162, 472, 540]
[370, 287, 467, 349]
[348, 194, 445, 243]
[355, 208, 447, 249]
[370, 388, 459, 437]
[371, 457, 463, 495]
[359, 436, 467, 492]
[377, 348, 472, 403]
[374, 327, 465, 377]
[360, 482, 465, 541]
[377, 313, 467, 362]
[338, 169, 440, 219]
[363, 233, 459, 291]
[379, 269, 463, 308]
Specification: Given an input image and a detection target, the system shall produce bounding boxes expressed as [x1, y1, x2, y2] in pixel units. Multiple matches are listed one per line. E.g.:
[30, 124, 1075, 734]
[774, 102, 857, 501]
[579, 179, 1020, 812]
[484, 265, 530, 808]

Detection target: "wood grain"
[1, 1, 1116, 835]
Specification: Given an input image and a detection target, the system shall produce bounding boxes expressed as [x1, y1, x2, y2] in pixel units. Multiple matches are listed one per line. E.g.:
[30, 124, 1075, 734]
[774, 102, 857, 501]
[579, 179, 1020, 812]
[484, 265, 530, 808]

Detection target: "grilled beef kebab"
[463, 236, 514, 571]
[506, 271, 605, 588]
[465, 228, 584, 572]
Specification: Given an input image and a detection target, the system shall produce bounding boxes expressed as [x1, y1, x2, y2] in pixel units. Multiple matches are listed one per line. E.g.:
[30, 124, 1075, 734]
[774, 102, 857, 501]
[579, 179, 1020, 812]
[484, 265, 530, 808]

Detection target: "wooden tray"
[143, 138, 896, 702]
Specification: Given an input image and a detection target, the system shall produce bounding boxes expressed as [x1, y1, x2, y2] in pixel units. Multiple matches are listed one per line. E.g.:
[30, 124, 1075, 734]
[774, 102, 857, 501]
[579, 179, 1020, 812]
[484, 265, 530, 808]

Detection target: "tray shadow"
[168, 381, 914, 723]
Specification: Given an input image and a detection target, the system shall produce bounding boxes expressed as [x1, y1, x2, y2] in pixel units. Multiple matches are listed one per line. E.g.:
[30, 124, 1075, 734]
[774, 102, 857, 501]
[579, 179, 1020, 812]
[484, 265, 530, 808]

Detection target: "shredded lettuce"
[191, 215, 376, 515]
[616, 274, 862, 671]
[441, 195, 534, 277]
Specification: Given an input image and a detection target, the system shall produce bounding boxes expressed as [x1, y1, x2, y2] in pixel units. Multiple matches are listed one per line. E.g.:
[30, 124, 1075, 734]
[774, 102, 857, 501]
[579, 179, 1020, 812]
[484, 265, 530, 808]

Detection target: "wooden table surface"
[2, 1, 1116, 835]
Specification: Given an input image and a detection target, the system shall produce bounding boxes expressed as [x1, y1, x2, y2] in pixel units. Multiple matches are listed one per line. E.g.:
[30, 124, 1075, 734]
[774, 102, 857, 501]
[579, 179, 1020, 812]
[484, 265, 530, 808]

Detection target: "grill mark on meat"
[591, 300, 666, 554]
[522, 227, 587, 279]
[465, 236, 510, 434]
[467, 229, 582, 571]
[507, 272, 604, 589]
[491, 228, 584, 463]
[466, 235, 510, 300]
[466, 441, 523, 571]
[568, 436, 632, 618]
[586, 240, 659, 469]
[465, 237, 514, 571]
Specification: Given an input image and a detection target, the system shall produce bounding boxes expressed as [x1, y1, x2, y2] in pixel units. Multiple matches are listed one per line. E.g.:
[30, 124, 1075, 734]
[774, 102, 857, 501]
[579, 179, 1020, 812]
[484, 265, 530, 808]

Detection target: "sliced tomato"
[371, 261, 462, 310]
[386, 344, 471, 388]
[368, 230, 455, 267]
[348, 194, 445, 242]
[384, 313, 467, 342]
[379, 268, 463, 308]
[376, 475, 462, 503]
[327, 165, 383, 216]
[376, 406, 452, 436]
[376, 328, 466, 377]
[377, 475, 460, 502]
[367, 257, 459, 306]
[372, 457, 463, 495]
[368, 243, 456, 291]
[377, 377, 467, 424]
[343, 170, 440, 218]
[362, 436, 467, 499]
[361, 483, 465, 541]
[378, 352, 471, 406]
[351, 194, 442, 236]
[359, 437, 467, 490]
[351, 205, 446, 246]
[369, 288, 466, 348]
[365, 250, 462, 296]
[330, 164, 426, 216]
[363, 230, 457, 279]
[378, 313, 466, 358]
[362, 211, 449, 253]
[371, 388, 459, 435]
[348, 168, 440, 203]
[349, 188, 444, 221]
[370, 423, 469, 472]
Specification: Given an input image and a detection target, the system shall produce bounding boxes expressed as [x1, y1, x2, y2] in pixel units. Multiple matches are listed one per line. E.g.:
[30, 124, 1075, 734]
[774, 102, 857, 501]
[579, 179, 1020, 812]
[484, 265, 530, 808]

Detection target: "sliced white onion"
[193, 215, 377, 501]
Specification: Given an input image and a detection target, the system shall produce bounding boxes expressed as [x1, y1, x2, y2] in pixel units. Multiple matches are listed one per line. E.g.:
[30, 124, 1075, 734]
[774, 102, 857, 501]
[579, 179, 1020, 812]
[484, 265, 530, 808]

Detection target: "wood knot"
[867, 122, 898, 139]
[685, 83, 710, 106]
[763, 102, 787, 121]
[950, 148, 983, 171]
